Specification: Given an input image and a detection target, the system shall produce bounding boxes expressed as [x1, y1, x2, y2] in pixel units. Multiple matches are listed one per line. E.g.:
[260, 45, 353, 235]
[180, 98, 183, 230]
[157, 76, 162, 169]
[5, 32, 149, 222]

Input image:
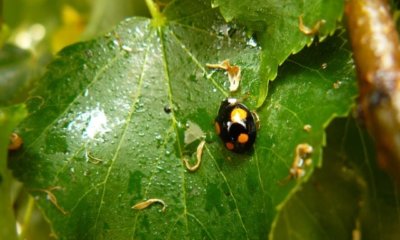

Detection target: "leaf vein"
[159, 27, 189, 234]
[131, 126, 175, 236]
[205, 146, 249, 239]
[168, 29, 228, 97]
[90, 38, 151, 234]
[287, 59, 331, 85]
[187, 212, 215, 240]
[51, 143, 85, 184]
[253, 145, 266, 199]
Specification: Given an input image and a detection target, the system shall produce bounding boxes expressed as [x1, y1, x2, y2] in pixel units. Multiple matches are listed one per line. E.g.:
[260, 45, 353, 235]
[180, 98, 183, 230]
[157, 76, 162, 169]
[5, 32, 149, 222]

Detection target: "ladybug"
[214, 98, 257, 153]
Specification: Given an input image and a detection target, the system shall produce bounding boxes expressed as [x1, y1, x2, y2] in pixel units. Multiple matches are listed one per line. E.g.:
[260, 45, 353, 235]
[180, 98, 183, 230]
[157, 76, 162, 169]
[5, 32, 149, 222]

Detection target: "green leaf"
[257, 33, 357, 236]
[212, 0, 344, 106]
[10, 0, 356, 238]
[271, 117, 400, 240]
[0, 104, 27, 240]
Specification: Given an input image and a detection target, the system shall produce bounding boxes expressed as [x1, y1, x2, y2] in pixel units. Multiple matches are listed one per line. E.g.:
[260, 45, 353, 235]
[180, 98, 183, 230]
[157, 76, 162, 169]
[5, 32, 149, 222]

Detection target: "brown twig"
[346, 0, 400, 182]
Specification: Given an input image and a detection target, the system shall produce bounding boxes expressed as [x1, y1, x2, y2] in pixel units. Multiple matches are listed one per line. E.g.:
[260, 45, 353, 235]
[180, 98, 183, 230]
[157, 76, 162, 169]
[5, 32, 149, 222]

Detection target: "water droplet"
[155, 134, 162, 140]
[246, 37, 258, 48]
[113, 39, 120, 47]
[122, 45, 132, 52]
[213, 24, 231, 37]
[85, 50, 93, 57]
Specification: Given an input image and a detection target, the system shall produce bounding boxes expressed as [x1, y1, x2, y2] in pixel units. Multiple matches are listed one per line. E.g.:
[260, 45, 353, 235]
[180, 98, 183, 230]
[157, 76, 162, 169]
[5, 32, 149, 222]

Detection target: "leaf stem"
[18, 196, 35, 240]
[145, 0, 166, 27]
[0, 105, 27, 240]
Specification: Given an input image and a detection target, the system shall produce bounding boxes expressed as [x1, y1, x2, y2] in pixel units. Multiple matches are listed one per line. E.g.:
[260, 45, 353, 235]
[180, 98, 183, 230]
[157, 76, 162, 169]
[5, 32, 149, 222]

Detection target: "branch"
[346, 0, 400, 182]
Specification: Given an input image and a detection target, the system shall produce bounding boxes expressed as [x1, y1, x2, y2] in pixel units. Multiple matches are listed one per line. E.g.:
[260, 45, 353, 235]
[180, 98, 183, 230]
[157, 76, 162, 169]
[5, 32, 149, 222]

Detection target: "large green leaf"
[212, 0, 344, 106]
[10, 0, 356, 238]
[271, 118, 400, 240]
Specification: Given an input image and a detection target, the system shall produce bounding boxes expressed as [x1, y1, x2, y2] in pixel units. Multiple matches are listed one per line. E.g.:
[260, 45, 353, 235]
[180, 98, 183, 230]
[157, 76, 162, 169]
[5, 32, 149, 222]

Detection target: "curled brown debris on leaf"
[298, 14, 326, 36]
[280, 143, 313, 184]
[132, 198, 166, 212]
[290, 143, 313, 179]
[346, 0, 400, 182]
[85, 150, 104, 164]
[303, 124, 312, 132]
[33, 186, 68, 215]
[206, 60, 241, 92]
[8, 132, 23, 151]
[183, 140, 206, 172]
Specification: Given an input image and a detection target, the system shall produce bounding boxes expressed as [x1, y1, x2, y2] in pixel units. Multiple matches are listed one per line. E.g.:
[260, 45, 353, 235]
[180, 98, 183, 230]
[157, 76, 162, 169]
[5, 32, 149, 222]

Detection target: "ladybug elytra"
[215, 98, 257, 153]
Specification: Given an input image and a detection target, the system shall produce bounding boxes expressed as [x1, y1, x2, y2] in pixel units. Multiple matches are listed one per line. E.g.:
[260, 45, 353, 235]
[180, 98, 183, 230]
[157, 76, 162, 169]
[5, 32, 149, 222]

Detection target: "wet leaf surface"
[9, 0, 356, 238]
[212, 0, 344, 106]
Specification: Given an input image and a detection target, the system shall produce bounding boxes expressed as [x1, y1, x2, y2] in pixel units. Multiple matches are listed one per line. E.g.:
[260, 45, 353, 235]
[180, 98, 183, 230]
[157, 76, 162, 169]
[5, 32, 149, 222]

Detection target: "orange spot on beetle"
[225, 142, 234, 150]
[237, 133, 249, 144]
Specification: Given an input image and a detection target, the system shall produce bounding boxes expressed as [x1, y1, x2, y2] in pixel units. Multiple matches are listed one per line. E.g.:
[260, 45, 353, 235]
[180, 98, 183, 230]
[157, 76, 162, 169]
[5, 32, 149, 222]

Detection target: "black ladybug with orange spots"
[215, 98, 257, 153]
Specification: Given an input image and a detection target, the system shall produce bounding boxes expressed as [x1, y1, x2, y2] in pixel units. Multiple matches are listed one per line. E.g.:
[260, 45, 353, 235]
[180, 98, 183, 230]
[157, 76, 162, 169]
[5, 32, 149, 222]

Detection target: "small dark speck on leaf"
[164, 105, 171, 114]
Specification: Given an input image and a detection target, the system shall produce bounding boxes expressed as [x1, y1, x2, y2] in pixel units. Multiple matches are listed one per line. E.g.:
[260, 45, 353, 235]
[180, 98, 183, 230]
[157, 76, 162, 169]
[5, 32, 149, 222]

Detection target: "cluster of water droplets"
[211, 23, 260, 50]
